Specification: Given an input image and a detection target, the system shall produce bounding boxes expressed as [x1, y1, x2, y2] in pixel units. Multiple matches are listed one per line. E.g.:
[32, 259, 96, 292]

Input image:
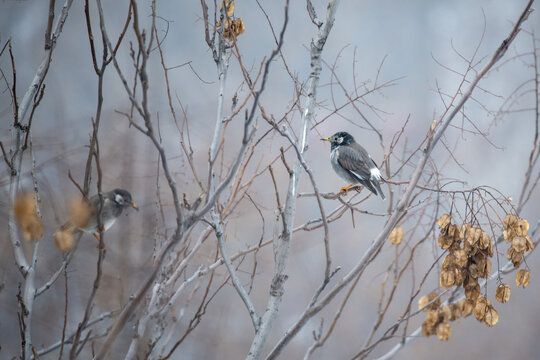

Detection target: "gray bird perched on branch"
[80, 189, 139, 233]
[321, 131, 386, 199]
[55, 189, 138, 251]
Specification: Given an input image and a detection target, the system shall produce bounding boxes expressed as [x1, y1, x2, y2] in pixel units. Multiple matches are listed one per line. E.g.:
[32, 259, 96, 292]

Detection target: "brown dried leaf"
[54, 229, 74, 252]
[425, 310, 439, 326]
[436, 322, 451, 341]
[495, 284, 511, 303]
[515, 269, 530, 288]
[389, 226, 403, 245]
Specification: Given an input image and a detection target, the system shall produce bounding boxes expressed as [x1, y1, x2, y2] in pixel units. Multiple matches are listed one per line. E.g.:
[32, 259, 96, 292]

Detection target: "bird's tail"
[371, 178, 386, 200]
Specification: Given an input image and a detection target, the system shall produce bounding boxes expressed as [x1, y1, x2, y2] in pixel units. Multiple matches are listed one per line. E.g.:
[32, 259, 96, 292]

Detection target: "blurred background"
[1, 0, 539, 359]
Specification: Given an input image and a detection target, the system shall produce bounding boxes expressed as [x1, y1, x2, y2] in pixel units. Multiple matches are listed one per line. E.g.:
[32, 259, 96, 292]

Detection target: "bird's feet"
[93, 232, 106, 251]
[339, 184, 355, 196]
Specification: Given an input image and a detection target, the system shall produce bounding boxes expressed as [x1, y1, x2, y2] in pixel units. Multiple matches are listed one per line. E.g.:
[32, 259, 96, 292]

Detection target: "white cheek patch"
[370, 167, 381, 179]
[115, 194, 124, 204]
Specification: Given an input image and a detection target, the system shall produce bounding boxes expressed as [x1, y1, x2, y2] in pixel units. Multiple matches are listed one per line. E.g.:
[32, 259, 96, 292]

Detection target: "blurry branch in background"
[4, 0, 74, 357]
[266, 1, 535, 359]
[93, 0, 288, 358]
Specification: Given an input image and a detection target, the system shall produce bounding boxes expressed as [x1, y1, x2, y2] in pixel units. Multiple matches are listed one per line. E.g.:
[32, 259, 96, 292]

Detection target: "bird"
[321, 131, 385, 199]
[63, 189, 138, 237]
[79, 189, 139, 234]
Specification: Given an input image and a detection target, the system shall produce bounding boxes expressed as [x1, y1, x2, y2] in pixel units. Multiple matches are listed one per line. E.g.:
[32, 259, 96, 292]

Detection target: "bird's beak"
[321, 137, 330, 142]
[132, 203, 139, 211]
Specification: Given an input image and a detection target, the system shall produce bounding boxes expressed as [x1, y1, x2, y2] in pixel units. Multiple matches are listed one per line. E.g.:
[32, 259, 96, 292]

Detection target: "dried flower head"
[13, 192, 43, 241]
[68, 197, 93, 229]
[54, 229, 74, 252]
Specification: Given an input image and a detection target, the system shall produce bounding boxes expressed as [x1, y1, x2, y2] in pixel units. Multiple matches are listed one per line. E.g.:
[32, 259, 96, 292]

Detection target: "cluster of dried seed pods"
[419, 213, 533, 340]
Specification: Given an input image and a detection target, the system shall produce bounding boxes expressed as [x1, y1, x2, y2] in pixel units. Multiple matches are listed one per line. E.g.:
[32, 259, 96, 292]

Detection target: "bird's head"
[321, 131, 355, 148]
[112, 189, 139, 210]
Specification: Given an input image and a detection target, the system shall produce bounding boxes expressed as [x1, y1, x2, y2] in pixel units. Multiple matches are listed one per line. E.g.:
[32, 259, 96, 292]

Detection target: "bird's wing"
[337, 145, 372, 180]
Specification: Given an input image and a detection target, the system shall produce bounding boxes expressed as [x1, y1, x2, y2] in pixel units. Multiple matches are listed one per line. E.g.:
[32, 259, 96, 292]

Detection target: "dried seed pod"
[479, 231, 491, 250]
[454, 268, 465, 287]
[468, 262, 480, 279]
[473, 297, 491, 322]
[437, 213, 451, 229]
[418, 292, 440, 311]
[439, 305, 452, 323]
[512, 236, 528, 252]
[484, 305, 499, 327]
[440, 270, 455, 288]
[517, 219, 529, 236]
[436, 322, 451, 341]
[425, 310, 439, 326]
[459, 223, 471, 240]
[449, 303, 461, 321]
[465, 281, 480, 301]
[458, 299, 473, 317]
[503, 214, 518, 230]
[507, 247, 524, 268]
[441, 254, 455, 270]
[389, 226, 403, 245]
[503, 229, 515, 243]
[422, 321, 435, 337]
[515, 269, 530, 288]
[54, 229, 74, 252]
[495, 284, 511, 303]
[525, 236, 534, 251]
[438, 232, 454, 250]
[453, 249, 468, 268]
